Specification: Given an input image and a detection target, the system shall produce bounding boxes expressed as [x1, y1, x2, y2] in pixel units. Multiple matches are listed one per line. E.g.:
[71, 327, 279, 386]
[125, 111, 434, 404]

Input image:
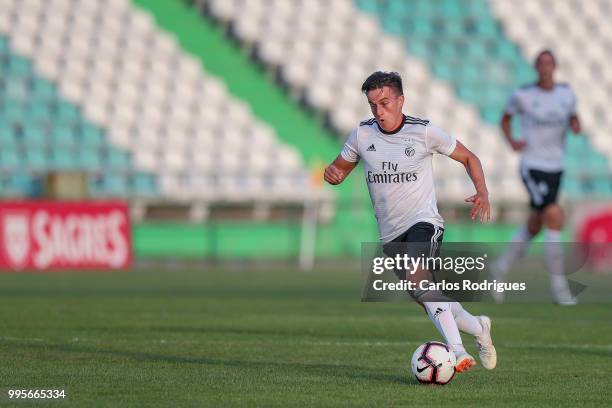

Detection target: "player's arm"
[568, 87, 581, 134]
[500, 112, 525, 151]
[569, 114, 581, 134]
[449, 141, 491, 222]
[324, 155, 357, 185]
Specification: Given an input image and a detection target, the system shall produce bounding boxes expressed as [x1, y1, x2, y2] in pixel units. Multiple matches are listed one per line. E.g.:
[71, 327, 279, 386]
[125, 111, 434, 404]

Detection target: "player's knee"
[527, 212, 543, 236]
[527, 223, 542, 236]
[542, 204, 564, 229]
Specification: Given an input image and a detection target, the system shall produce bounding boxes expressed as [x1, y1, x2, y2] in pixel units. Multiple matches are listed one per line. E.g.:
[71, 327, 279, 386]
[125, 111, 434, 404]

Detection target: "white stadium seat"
[490, 0, 612, 175]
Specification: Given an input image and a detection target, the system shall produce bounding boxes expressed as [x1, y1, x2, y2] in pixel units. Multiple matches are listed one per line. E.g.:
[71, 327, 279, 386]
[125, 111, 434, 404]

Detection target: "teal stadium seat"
[20, 122, 47, 146]
[23, 147, 48, 171]
[1, 173, 35, 197]
[76, 148, 104, 172]
[357, 0, 611, 198]
[0, 37, 160, 198]
[49, 146, 77, 170]
[131, 172, 158, 196]
[0, 120, 17, 145]
[1, 100, 25, 122]
[6, 57, 31, 76]
[562, 177, 583, 198]
[106, 148, 132, 171]
[4, 77, 29, 101]
[80, 124, 105, 147]
[54, 101, 80, 123]
[28, 103, 52, 123]
[0, 149, 20, 171]
[32, 79, 56, 100]
[91, 174, 129, 197]
[590, 177, 612, 196]
[51, 123, 78, 146]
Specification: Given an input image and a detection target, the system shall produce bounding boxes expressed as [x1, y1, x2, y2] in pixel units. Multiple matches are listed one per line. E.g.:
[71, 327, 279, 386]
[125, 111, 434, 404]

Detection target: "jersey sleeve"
[504, 89, 522, 115]
[426, 123, 457, 156]
[340, 127, 360, 163]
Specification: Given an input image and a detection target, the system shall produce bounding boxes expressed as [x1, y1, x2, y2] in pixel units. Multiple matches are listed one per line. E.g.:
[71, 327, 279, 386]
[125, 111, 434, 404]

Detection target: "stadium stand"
[356, 0, 531, 125]
[196, 0, 524, 205]
[490, 0, 612, 196]
[198, 0, 611, 200]
[362, 0, 611, 198]
[358, 0, 611, 199]
[0, 0, 325, 206]
[2, 0, 609, 258]
[0, 34, 158, 198]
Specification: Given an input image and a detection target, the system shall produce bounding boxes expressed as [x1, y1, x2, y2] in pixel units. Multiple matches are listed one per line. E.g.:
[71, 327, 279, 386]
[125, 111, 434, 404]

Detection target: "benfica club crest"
[2, 212, 30, 269]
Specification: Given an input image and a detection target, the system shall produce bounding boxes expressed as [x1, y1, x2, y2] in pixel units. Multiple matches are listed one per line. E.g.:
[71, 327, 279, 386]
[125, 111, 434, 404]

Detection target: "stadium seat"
[0, 0, 318, 202]
[489, 0, 612, 195]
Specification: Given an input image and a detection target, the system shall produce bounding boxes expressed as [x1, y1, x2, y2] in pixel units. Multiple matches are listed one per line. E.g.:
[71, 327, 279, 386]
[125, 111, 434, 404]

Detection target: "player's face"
[366, 86, 404, 131]
[535, 53, 555, 81]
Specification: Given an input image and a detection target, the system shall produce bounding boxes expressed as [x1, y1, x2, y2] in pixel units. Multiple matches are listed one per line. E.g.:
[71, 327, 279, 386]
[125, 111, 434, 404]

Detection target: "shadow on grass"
[0, 287, 353, 300]
[98, 326, 612, 358]
[62, 324, 412, 344]
[8, 339, 415, 386]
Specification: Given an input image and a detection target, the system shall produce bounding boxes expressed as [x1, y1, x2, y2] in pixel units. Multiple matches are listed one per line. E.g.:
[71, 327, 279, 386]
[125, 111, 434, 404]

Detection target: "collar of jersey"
[376, 115, 406, 135]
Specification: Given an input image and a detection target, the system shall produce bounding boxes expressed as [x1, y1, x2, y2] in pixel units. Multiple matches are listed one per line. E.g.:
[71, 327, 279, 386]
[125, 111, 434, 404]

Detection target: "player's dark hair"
[361, 71, 403, 96]
[534, 49, 556, 66]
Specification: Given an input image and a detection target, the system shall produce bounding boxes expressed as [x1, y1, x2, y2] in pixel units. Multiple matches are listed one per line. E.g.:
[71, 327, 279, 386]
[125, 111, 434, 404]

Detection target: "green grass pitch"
[0, 268, 610, 407]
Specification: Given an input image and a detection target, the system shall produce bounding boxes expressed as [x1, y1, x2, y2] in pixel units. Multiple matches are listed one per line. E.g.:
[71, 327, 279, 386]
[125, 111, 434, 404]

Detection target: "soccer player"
[492, 50, 581, 305]
[324, 71, 496, 373]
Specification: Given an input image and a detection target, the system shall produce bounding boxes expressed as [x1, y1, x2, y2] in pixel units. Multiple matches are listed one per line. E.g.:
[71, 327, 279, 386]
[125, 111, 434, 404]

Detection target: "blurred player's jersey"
[341, 115, 456, 243]
[505, 84, 577, 172]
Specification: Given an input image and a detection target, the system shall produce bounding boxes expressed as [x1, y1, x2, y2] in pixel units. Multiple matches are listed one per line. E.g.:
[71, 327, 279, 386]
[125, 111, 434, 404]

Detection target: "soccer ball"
[411, 341, 457, 385]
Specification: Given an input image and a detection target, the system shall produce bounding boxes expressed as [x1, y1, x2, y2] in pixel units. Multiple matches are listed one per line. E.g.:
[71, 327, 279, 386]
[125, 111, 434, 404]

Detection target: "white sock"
[423, 302, 465, 353]
[449, 302, 483, 336]
[544, 229, 563, 275]
[493, 225, 534, 279]
[544, 229, 572, 298]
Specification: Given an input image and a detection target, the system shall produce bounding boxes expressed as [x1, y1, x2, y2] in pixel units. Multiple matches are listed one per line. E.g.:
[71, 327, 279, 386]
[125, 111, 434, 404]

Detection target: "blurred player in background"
[324, 71, 496, 373]
[492, 50, 581, 305]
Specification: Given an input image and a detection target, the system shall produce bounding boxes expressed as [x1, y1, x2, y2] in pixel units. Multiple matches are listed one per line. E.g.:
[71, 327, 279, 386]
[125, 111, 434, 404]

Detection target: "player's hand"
[510, 140, 526, 152]
[324, 164, 345, 185]
[465, 192, 491, 222]
[569, 116, 581, 134]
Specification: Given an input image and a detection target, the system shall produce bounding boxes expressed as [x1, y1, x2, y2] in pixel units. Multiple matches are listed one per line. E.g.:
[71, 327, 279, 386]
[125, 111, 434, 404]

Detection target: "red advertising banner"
[0, 201, 132, 270]
[577, 209, 612, 273]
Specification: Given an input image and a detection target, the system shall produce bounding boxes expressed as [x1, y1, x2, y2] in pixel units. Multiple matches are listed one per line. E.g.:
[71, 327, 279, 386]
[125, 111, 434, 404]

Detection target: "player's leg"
[492, 210, 541, 277]
[414, 223, 479, 371]
[387, 223, 481, 372]
[420, 299, 475, 372]
[490, 168, 543, 301]
[490, 168, 544, 303]
[448, 302, 497, 370]
[417, 292, 496, 370]
[420, 300, 464, 353]
[421, 225, 498, 369]
[449, 302, 482, 336]
[527, 210, 544, 235]
[542, 202, 576, 305]
[536, 170, 576, 305]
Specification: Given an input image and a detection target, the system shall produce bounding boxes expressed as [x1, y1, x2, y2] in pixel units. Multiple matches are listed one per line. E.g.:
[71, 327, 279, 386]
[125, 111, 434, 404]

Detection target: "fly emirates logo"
[367, 161, 417, 184]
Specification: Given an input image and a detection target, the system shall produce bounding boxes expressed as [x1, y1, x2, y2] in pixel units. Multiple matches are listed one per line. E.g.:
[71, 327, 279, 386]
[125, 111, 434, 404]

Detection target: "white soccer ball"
[411, 341, 457, 385]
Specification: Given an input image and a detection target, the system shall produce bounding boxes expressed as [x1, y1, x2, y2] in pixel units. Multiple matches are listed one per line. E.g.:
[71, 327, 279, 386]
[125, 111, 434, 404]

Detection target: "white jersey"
[505, 83, 577, 172]
[340, 115, 457, 243]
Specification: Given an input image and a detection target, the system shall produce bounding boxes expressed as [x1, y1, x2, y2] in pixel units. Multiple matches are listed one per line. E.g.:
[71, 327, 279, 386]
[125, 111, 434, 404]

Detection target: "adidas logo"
[433, 307, 445, 319]
[366, 144, 376, 151]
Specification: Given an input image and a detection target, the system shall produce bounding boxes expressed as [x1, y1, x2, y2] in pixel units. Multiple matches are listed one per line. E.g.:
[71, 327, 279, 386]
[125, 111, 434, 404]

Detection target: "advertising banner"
[0, 201, 132, 270]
